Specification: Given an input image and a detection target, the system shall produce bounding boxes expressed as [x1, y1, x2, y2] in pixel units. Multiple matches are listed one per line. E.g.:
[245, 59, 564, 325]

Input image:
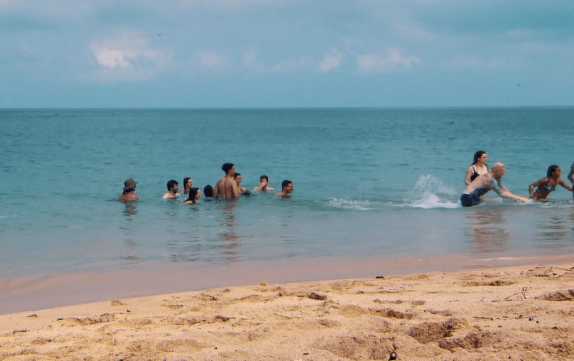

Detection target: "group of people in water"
[461, 150, 574, 207]
[118, 162, 294, 204]
[118, 156, 574, 207]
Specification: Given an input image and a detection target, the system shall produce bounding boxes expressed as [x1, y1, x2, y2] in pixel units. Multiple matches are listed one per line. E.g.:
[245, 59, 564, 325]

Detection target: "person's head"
[123, 178, 137, 193]
[203, 185, 214, 197]
[491, 163, 506, 180]
[234, 173, 243, 185]
[282, 180, 294, 193]
[473, 151, 488, 165]
[187, 187, 200, 202]
[167, 180, 179, 192]
[260, 175, 269, 183]
[547, 165, 561, 178]
[222, 162, 235, 176]
[183, 177, 193, 190]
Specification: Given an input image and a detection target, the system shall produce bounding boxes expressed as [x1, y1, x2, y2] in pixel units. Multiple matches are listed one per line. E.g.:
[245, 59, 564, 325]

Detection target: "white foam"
[327, 198, 373, 211]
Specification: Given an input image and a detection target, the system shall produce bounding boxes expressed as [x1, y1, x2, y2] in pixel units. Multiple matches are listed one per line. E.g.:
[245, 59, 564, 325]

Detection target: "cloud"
[317, 50, 344, 73]
[81, 31, 172, 83]
[448, 56, 522, 71]
[356, 48, 421, 73]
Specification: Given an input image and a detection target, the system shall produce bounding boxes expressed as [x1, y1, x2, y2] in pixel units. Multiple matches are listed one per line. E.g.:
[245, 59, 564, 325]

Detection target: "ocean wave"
[403, 174, 460, 209]
[327, 198, 373, 211]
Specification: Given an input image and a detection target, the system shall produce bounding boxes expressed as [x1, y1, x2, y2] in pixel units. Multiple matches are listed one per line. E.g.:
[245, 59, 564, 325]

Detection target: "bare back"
[216, 176, 239, 199]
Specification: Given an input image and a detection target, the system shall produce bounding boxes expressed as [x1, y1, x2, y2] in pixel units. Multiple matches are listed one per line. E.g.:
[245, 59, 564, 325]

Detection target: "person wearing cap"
[119, 178, 139, 203]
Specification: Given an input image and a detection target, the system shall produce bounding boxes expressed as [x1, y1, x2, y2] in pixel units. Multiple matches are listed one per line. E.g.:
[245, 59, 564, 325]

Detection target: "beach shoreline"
[2, 261, 574, 360]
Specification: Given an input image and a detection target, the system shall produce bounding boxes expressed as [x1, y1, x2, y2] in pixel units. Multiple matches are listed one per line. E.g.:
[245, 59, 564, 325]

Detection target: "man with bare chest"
[215, 163, 239, 199]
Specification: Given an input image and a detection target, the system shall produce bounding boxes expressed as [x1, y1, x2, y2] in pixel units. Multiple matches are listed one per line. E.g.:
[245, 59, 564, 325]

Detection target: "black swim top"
[469, 165, 489, 182]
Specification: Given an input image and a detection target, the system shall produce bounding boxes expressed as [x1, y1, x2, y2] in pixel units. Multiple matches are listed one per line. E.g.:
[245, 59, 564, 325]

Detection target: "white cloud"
[81, 31, 172, 83]
[194, 51, 225, 68]
[448, 56, 522, 71]
[357, 48, 421, 73]
[271, 57, 312, 73]
[317, 50, 344, 73]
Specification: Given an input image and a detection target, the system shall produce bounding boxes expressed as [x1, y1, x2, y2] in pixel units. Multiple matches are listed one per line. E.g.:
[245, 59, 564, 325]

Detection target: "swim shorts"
[460, 193, 480, 207]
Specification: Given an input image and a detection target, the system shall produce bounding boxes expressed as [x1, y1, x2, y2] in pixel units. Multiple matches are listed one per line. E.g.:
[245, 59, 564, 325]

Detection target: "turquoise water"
[1, 108, 574, 312]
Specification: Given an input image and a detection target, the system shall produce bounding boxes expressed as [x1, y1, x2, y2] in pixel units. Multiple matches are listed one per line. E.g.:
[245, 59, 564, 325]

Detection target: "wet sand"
[2, 262, 574, 360]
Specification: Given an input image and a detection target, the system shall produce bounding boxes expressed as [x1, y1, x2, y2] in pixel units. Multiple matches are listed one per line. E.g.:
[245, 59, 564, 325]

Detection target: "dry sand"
[1, 263, 574, 360]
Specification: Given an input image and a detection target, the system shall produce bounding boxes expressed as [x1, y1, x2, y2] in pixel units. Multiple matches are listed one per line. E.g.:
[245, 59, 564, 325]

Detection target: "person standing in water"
[163, 180, 180, 199]
[465, 151, 489, 186]
[529, 165, 573, 202]
[254, 175, 274, 193]
[119, 178, 139, 203]
[461, 162, 529, 207]
[214, 163, 239, 199]
[182, 177, 193, 195]
[568, 162, 574, 199]
[234, 173, 252, 196]
[183, 187, 201, 204]
[274, 180, 294, 198]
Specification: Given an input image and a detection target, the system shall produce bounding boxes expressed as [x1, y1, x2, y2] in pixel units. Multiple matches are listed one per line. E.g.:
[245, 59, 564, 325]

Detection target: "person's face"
[195, 189, 201, 200]
[229, 166, 236, 176]
[260, 178, 268, 187]
[553, 167, 562, 177]
[285, 182, 294, 193]
[186, 179, 193, 188]
[479, 153, 488, 164]
[173, 184, 179, 193]
[236, 175, 243, 185]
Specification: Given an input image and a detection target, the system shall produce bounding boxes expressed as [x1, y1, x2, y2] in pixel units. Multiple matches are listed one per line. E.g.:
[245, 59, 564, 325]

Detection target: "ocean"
[1, 107, 574, 314]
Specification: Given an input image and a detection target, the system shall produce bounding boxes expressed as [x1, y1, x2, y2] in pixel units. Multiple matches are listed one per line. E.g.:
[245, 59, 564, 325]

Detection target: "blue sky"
[2, 0, 573, 107]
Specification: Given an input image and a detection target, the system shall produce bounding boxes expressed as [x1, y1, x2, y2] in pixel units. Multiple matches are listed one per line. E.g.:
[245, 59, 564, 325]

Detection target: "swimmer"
[118, 178, 139, 203]
[214, 163, 239, 199]
[203, 185, 214, 198]
[183, 187, 201, 204]
[163, 180, 180, 199]
[234, 173, 252, 196]
[460, 162, 529, 207]
[254, 175, 275, 193]
[529, 165, 573, 202]
[182, 177, 193, 194]
[465, 151, 489, 186]
[568, 162, 574, 191]
[274, 180, 294, 198]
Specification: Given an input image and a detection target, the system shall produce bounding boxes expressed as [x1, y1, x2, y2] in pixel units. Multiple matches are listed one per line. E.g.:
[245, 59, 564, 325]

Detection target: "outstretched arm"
[558, 178, 574, 193]
[500, 189, 530, 203]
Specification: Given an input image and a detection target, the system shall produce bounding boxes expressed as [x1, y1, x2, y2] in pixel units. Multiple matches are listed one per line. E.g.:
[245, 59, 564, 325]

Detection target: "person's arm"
[464, 166, 474, 186]
[492, 179, 530, 203]
[568, 163, 574, 184]
[529, 178, 546, 198]
[558, 178, 574, 193]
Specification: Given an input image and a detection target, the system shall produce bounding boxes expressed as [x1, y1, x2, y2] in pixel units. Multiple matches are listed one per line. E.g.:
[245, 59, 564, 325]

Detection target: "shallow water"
[1, 107, 574, 313]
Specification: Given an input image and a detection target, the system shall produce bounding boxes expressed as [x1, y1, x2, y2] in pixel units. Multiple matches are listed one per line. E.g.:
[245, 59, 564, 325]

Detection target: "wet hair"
[203, 185, 214, 197]
[234, 173, 242, 179]
[547, 165, 559, 178]
[260, 175, 268, 182]
[282, 180, 292, 190]
[222, 163, 234, 174]
[187, 187, 199, 202]
[183, 177, 192, 189]
[167, 179, 178, 191]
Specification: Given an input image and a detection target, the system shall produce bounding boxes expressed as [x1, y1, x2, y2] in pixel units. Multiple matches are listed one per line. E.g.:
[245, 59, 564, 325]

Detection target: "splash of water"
[327, 198, 373, 211]
[405, 174, 460, 209]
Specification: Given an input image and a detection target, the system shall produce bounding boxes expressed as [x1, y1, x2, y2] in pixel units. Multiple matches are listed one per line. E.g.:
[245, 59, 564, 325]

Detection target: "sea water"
[1, 108, 574, 313]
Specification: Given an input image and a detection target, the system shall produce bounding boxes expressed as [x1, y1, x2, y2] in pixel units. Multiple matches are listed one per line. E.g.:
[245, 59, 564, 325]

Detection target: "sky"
[2, 0, 574, 108]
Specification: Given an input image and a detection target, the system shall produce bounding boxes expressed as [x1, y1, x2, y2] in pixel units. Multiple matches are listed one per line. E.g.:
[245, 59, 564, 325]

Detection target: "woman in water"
[183, 187, 201, 204]
[465, 151, 489, 185]
[529, 165, 573, 202]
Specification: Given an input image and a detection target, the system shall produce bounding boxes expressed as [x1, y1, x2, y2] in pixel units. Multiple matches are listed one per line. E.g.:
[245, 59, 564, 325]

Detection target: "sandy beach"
[1, 263, 574, 360]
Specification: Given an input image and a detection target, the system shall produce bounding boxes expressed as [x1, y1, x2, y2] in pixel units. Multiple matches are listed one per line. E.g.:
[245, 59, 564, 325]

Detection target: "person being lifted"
[214, 163, 240, 199]
[460, 162, 529, 207]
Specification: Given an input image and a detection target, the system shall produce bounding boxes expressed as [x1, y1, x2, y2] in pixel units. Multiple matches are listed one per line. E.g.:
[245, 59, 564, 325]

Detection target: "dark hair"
[186, 187, 199, 202]
[234, 173, 242, 179]
[203, 185, 214, 197]
[167, 179, 178, 191]
[183, 177, 191, 189]
[282, 180, 292, 190]
[260, 175, 268, 181]
[473, 151, 486, 165]
[222, 163, 234, 174]
[547, 165, 559, 178]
